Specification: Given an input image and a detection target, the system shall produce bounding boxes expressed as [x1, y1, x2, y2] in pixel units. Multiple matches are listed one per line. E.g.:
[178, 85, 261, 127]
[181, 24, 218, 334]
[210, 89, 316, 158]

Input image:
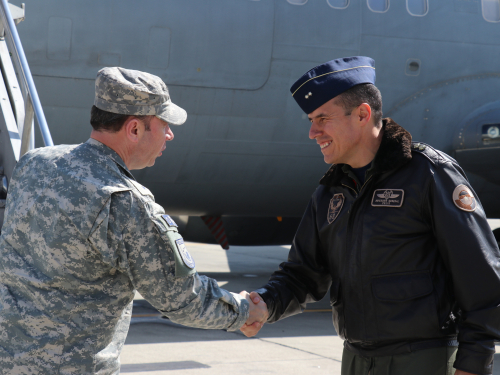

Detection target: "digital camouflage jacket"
[0, 139, 249, 374]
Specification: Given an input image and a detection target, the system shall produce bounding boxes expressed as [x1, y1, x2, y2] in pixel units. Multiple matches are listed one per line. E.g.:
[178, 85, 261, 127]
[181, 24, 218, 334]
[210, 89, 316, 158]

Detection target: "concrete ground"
[123, 243, 341, 374]
[122, 240, 500, 374]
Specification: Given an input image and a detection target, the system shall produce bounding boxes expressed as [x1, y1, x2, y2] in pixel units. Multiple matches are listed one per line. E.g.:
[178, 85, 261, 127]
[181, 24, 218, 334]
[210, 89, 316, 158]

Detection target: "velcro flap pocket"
[371, 271, 433, 302]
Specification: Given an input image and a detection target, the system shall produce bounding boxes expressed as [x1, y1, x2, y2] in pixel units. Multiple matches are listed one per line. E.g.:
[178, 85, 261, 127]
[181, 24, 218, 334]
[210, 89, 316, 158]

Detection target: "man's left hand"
[455, 370, 477, 375]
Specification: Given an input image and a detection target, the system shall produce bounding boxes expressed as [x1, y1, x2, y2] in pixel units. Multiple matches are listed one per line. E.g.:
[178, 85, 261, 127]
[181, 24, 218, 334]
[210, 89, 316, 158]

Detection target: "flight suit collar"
[85, 138, 135, 179]
[319, 118, 413, 187]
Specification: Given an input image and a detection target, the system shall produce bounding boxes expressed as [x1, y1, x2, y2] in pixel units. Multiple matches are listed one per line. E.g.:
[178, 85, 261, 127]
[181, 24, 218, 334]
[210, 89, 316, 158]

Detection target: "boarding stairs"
[0, 0, 53, 230]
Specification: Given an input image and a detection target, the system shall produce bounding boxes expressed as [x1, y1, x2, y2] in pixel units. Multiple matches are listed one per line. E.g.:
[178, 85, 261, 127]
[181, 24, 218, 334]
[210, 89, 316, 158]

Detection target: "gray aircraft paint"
[9, 0, 500, 244]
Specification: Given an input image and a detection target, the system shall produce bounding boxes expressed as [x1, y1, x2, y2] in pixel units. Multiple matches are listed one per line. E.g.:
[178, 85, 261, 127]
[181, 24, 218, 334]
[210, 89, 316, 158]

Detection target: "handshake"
[239, 291, 269, 337]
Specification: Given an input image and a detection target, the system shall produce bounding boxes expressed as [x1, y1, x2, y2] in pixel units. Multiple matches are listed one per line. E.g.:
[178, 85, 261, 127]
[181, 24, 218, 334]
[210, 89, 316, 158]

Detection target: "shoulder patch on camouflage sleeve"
[171, 235, 196, 277]
[161, 214, 178, 228]
[175, 238, 195, 269]
[153, 216, 195, 277]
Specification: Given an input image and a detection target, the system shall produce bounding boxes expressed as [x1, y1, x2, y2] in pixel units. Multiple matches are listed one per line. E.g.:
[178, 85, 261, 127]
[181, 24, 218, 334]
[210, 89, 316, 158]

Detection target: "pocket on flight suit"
[370, 270, 439, 340]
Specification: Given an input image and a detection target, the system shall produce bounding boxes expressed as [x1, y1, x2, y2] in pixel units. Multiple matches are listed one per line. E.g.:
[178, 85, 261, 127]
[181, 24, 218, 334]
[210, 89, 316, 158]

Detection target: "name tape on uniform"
[175, 238, 195, 269]
[371, 189, 404, 207]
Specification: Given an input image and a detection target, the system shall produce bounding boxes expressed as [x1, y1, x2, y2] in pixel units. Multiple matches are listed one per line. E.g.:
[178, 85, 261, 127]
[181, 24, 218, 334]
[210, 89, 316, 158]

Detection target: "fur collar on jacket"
[319, 118, 412, 186]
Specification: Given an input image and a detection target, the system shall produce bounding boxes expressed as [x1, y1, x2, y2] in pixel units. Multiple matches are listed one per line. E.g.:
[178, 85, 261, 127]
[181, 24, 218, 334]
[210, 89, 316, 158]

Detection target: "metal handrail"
[0, 0, 53, 150]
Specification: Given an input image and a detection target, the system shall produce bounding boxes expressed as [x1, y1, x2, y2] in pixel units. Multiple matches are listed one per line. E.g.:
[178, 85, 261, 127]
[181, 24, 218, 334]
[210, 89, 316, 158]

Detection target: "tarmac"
[122, 236, 500, 374]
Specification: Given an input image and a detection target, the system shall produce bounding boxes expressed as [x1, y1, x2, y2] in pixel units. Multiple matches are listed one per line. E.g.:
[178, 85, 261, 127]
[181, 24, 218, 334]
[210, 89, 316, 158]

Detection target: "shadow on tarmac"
[131, 299, 336, 344]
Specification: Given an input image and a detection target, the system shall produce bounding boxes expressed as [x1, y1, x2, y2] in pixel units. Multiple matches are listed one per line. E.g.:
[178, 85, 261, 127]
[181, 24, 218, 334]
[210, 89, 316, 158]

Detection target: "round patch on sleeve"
[175, 238, 195, 269]
[452, 184, 476, 212]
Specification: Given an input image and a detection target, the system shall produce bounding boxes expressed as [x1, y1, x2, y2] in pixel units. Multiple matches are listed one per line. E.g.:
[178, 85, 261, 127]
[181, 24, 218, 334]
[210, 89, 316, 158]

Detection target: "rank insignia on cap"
[453, 184, 476, 212]
[162, 214, 178, 227]
[290, 56, 376, 114]
[328, 193, 345, 224]
[175, 238, 195, 269]
[371, 189, 404, 207]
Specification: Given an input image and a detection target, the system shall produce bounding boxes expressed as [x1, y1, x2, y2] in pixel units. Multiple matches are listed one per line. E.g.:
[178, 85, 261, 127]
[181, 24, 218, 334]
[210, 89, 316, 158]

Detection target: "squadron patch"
[327, 193, 344, 224]
[371, 189, 404, 207]
[453, 184, 476, 212]
[162, 214, 178, 227]
[175, 238, 195, 269]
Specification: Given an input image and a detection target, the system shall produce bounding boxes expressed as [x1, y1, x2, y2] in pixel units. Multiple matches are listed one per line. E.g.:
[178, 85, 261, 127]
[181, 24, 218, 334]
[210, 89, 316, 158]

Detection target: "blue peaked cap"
[290, 56, 376, 114]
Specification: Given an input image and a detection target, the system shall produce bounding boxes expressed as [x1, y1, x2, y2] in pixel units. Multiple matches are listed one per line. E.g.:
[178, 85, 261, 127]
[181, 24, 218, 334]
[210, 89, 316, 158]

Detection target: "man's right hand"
[239, 291, 268, 337]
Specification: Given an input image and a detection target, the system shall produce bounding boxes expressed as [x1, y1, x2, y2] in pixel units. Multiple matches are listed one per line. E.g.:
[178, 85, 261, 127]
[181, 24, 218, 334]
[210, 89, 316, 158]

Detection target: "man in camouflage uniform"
[0, 67, 267, 374]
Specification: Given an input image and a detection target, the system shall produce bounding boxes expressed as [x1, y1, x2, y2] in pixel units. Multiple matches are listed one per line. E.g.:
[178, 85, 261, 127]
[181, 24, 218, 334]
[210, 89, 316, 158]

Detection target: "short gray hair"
[335, 84, 383, 126]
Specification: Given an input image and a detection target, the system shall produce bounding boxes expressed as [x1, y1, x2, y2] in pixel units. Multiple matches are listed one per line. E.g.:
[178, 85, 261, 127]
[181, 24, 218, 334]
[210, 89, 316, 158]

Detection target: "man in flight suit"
[241, 57, 500, 375]
[0, 67, 266, 374]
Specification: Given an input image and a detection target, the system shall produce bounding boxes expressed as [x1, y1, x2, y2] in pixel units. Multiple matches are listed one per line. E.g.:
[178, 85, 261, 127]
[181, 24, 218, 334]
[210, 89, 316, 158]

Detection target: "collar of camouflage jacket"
[319, 118, 413, 187]
[85, 138, 135, 179]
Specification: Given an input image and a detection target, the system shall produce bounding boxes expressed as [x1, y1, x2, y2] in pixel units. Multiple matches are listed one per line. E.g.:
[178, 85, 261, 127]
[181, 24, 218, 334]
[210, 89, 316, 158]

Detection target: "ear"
[122, 116, 142, 143]
[356, 103, 372, 126]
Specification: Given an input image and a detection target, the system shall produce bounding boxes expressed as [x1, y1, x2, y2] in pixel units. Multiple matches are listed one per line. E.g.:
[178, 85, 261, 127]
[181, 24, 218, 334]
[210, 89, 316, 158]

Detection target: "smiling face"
[308, 98, 363, 166]
[135, 116, 174, 168]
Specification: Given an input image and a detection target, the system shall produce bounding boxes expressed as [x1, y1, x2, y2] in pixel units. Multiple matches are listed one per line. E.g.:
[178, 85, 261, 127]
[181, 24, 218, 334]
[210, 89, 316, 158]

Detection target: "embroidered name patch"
[371, 189, 404, 207]
[162, 214, 178, 228]
[175, 238, 195, 269]
[452, 184, 476, 212]
[327, 193, 344, 224]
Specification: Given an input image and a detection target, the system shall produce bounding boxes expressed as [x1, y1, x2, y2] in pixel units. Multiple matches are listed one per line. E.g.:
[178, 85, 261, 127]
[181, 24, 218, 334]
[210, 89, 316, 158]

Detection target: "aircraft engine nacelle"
[453, 100, 500, 185]
[453, 100, 500, 217]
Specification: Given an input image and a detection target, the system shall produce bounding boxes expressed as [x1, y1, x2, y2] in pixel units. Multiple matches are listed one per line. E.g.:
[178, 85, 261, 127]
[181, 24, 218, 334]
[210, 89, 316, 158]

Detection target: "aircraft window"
[327, 0, 349, 9]
[482, 0, 500, 22]
[287, 0, 308, 5]
[367, 0, 389, 13]
[407, 0, 428, 16]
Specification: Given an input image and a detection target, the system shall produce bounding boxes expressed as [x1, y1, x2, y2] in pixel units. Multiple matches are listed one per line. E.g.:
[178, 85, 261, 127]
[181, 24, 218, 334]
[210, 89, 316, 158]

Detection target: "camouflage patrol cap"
[94, 67, 187, 125]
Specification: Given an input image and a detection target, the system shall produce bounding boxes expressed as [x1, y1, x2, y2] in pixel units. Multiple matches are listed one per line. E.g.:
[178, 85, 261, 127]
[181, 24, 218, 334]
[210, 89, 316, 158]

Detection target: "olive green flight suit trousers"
[341, 347, 458, 375]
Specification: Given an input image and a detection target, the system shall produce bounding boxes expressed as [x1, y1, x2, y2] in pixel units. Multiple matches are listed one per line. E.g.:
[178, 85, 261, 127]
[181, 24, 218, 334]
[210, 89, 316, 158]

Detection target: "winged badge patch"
[327, 193, 345, 224]
[371, 189, 405, 207]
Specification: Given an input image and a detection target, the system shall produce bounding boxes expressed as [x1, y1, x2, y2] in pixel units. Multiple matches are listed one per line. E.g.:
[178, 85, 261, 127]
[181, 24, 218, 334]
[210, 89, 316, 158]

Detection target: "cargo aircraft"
[3, 0, 500, 248]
